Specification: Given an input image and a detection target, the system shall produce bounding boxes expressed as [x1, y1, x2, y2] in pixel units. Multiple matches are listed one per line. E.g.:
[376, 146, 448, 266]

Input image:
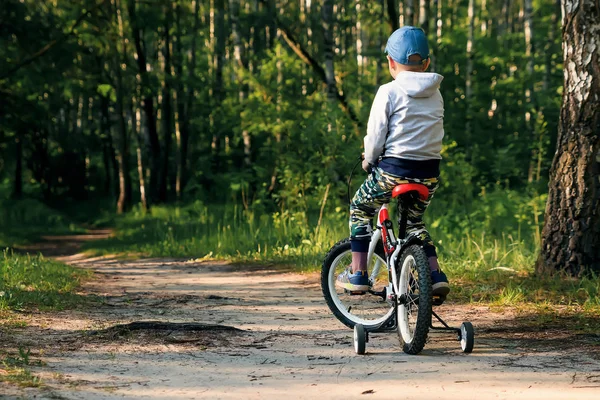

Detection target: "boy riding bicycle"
[336, 26, 450, 300]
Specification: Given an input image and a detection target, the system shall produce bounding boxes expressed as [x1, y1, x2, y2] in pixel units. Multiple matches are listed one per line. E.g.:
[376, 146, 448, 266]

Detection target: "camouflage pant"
[349, 167, 439, 257]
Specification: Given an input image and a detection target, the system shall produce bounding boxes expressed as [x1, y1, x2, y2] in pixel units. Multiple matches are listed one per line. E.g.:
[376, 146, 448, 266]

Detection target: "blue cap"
[385, 26, 430, 65]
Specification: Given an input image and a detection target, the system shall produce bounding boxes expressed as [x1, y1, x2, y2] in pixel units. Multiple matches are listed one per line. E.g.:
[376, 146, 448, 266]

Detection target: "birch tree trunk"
[465, 0, 475, 139]
[100, 94, 117, 197]
[211, 0, 226, 172]
[405, 0, 415, 26]
[430, 0, 442, 71]
[230, 0, 251, 167]
[127, 0, 160, 204]
[524, 0, 537, 183]
[419, 0, 429, 32]
[355, 1, 365, 76]
[322, 0, 336, 101]
[176, 0, 200, 198]
[159, 6, 173, 203]
[536, 0, 600, 276]
[114, 0, 132, 213]
[133, 97, 148, 212]
[13, 133, 22, 199]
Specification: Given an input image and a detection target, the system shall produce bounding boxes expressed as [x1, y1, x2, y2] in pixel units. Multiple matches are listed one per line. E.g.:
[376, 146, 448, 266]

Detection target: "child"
[336, 26, 450, 299]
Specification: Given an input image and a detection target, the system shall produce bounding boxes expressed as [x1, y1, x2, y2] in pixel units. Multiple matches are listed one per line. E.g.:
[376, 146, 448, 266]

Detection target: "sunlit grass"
[0, 251, 92, 311]
[78, 198, 600, 325]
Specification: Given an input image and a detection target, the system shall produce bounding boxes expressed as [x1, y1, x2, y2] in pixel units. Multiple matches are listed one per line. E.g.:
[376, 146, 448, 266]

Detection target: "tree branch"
[0, 0, 107, 81]
[259, 0, 361, 129]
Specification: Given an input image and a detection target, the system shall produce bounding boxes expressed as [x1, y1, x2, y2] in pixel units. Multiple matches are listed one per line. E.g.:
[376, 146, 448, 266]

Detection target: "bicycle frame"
[367, 204, 405, 298]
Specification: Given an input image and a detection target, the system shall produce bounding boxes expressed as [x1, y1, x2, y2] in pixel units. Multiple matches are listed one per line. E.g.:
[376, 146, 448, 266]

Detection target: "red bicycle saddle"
[391, 183, 429, 201]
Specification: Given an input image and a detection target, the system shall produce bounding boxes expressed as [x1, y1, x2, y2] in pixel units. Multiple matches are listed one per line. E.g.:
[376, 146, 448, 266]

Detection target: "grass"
[76, 196, 600, 331]
[0, 198, 85, 248]
[81, 200, 347, 267]
[0, 251, 92, 312]
[1, 190, 598, 333]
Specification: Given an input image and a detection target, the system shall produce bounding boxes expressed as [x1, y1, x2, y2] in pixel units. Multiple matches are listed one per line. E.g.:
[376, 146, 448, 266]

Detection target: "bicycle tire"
[396, 244, 432, 355]
[321, 238, 394, 329]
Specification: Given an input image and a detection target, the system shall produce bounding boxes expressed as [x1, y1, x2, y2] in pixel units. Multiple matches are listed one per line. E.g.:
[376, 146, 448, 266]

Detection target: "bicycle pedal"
[349, 291, 367, 296]
[432, 295, 446, 306]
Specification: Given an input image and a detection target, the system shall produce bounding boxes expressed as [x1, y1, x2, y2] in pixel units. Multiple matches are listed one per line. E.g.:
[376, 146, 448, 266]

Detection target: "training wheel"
[460, 322, 475, 353]
[353, 324, 367, 355]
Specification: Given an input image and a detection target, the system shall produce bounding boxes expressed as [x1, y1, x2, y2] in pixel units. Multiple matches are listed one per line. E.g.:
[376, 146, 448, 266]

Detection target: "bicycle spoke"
[324, 241, 395, 327]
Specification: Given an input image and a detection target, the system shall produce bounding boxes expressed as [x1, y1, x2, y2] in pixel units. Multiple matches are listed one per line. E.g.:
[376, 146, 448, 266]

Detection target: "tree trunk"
[480, 0, 488, 35]
[536, 0, 600, 276]
[355, 0, 368, 101]
[13, 133, 22, 199]
[211, 0, 226, 173]
[133, 101, 148, 212]
[430, 0, 442, 71]
[322, 0, 336, 101]
[114, 80, 131, 214]
[159, 6, 173, 203]
[405, 0, 415, 26]
[419, 0, 429, 33]
[127, 0, 160, 204]
[524, 0, 537, 183]
[114, 0, 132, 213]
[386, 0, 400, 32]
[230, 0, 251, 167]
[100, 94, 117, 197]
[175, 0, 199, 199]
[465, 0, 475, 140]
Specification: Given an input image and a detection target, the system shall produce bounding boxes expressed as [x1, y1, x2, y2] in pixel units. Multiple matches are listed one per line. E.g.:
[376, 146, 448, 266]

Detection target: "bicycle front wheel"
[321, 238, 394, 329]
[396, 244, 432, 355]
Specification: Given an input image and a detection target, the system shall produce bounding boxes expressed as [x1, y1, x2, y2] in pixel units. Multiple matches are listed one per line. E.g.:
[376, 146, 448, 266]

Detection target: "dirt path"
[2, 236, 600, 399]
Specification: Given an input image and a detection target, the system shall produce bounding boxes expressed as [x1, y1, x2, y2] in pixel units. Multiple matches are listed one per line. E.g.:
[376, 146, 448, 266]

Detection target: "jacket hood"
[394, 72, 444, 98]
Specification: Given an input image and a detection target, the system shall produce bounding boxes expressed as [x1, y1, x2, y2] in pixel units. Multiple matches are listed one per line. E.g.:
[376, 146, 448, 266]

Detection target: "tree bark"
[230, 0, 251, 167]
[419, 0, 429, 33]
[159, 6, 173, 203]
[405, 0, 415, 26]
[321, 0, 336, 101]
[127, 0, 160, 204]
[100, 94, 117, 197]
[132, 94, 148, 212]
[175, 0, 199, 199]
[13, 133, 22, 199]
[465, 0, 475, 140]
[114, 0, 132, 213]
[211, 0, 226, 173]
[524, 0, 537, 183]
[536, 0, 600, 276]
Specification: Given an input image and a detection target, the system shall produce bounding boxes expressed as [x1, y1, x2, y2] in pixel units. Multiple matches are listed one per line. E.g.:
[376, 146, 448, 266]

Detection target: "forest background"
[0, 0, 573, 280]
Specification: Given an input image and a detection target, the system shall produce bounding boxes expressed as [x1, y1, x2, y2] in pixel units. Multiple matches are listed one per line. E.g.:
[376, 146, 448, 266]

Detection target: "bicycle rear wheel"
[396, 244, 432, 355]
[321, 238, 394, 329]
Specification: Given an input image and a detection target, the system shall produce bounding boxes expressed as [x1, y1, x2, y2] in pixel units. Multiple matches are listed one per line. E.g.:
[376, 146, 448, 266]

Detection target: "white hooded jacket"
[363, 71, 444, 165]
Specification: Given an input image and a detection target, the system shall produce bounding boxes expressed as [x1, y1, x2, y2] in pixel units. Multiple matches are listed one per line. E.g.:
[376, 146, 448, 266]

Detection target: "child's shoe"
[431, 269, 450, 297]
[336, 268, 370, 292]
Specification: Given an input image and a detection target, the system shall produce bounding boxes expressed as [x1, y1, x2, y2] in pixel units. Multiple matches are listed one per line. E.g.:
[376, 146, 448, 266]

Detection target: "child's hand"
[362, 159, 372, 173]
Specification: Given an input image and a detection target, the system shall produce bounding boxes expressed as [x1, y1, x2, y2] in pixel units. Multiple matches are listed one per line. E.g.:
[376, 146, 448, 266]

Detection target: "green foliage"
[0, 251, 91, 310]
[0, 198, 82, 247]
[2, 0, 592, 316]
[83, 186, 543, 271]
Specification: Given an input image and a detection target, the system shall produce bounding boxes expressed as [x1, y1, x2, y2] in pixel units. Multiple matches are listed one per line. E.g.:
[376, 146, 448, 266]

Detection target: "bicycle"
[321, 163, 475, 355]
